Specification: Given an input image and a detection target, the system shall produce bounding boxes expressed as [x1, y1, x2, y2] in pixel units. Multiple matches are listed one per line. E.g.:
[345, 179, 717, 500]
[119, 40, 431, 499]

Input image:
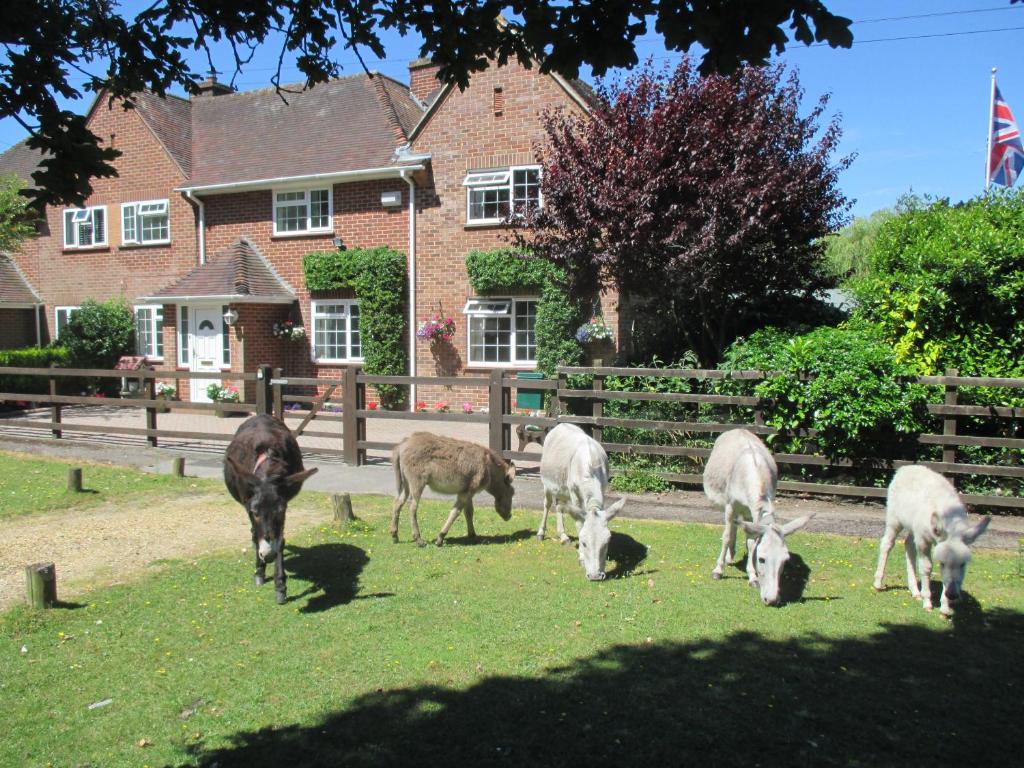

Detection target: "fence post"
[342, 366, 358, 465]
[143, 373, 157, 448]
[272, 367, 284, 419]
[592, 360, 604, 443]
[943, 367, 959, 469]
[255, 364, 273, 417]
[489, 369, 505, 454]
[355, 368, 367, 465]
[49, 365, 61, 439]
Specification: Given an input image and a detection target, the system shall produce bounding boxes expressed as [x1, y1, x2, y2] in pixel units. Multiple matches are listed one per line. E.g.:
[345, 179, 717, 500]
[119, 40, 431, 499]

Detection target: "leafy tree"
[1, 1, 854, 207]
[524, 58, 851, 366]
[848, 191, 1024, 380]
[0, 173, 37, 252]
[61, 298, 135, 370]
[822, 207, 895, 281]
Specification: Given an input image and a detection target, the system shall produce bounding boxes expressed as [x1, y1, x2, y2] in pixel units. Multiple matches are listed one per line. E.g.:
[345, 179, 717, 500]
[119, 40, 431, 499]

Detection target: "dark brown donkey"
[224, 415, 318, 604]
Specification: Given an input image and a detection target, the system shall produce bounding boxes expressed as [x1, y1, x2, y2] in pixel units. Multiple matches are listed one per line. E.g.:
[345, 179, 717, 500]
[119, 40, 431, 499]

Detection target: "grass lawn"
[0, 450, 213, 520]
[1, 464, 1022, 767]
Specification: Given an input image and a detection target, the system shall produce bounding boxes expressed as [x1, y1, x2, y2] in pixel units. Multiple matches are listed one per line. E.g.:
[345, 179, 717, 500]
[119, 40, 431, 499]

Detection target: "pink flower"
[461, 402, 473, 414]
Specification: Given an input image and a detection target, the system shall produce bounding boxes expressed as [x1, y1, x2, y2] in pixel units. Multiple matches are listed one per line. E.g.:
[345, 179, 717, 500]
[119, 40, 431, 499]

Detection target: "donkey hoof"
[711, 571, 722, 581]
[391, 534, 399, 544]
[536, 533, 545, 542]
[414, 537, 427, 548]
[434, 536, 445, 547]
[276, 591, 287, 605]
[254, 575, 265, 587]
[871, 584, 882, 592]
[559, 535, 571, 546]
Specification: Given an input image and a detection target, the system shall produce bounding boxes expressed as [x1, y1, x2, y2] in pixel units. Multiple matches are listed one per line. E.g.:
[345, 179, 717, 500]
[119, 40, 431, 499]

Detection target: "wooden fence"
[0, 364, 1021, 510]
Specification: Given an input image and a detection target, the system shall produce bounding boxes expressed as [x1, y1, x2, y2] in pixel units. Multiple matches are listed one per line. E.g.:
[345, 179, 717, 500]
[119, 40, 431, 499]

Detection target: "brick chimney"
[194, 72, 234, 98]
[408, 58, 443, 105]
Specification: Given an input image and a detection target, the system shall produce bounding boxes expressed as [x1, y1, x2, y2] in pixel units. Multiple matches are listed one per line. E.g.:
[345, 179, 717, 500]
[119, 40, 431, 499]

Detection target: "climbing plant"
[303, 247, 407, 408]
[465, 249, 584, 376]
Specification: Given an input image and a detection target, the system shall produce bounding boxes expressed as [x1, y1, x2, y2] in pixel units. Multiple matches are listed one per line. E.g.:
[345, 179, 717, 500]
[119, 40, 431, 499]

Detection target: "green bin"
[515, 371, 545, 411]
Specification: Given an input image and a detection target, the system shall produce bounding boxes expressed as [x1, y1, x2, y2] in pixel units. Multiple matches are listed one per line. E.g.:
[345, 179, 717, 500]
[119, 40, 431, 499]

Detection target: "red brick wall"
[0, 308, 37, 349]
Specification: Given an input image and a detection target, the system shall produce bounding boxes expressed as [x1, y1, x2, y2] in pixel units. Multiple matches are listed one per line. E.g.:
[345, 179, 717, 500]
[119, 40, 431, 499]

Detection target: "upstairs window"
[63, 206, 107, 248]
[463, 296, 538, 366]
[122, 200, 170, 245]
[273, 188, 332, 235]
[134, 305, 164, 359]
[464, 167, 541, 224]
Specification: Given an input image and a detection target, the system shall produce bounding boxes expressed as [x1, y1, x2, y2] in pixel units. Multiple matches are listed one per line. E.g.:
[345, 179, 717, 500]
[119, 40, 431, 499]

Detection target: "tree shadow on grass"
[184, 608, 1024, 768]
[283, 542, 373, 614]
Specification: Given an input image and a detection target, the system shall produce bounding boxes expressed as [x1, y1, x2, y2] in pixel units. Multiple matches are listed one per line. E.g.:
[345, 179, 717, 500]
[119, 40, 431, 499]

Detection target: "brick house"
[0, 59, 623, 405]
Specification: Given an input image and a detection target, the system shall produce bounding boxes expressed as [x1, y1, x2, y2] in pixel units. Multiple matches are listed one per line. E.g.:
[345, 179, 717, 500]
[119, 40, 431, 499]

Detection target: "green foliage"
[61, 298, 135, 371]
[0, 346, 68, 395]
[609, 457, 672, 493]
[0, 174, 37, 252]
[465, 249, 584, 376]
[739, 324, 931, 463]
[821, 207, 894, 281]
[304, 247, 408, 408]
[848, 192, 1024, 382]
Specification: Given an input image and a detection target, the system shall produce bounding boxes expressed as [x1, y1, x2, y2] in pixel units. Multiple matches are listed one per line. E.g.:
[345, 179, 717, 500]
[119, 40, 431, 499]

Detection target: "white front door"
[190, 306, 223, 403]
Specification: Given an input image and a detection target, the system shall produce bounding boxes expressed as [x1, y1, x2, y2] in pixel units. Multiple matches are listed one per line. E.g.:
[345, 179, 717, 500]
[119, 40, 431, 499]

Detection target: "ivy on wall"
[303, 247, 407, 407]
[465, 249, 584, 376]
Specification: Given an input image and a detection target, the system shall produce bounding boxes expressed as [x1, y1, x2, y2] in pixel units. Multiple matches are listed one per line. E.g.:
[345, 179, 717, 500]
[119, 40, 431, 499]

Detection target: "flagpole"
[986, 67, 997, 193]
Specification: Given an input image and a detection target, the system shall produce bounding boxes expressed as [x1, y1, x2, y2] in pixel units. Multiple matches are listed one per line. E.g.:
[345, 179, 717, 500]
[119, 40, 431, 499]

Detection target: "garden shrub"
[304, 247, 407, 408]
[61, 298, 135, 371]
[0, 346, 69, 395]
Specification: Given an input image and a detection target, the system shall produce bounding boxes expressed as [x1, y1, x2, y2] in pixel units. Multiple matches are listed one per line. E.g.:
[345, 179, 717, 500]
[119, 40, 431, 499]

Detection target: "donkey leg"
[273, 540, 287, 605]
[917, 548, 935, 612]
[745, 536, 759, 586]
[251, 526, 266, 587]
[408, 488, 427, 547]
[712, 508, 735, 580]
[873, 524, 899, 591]
[435, 495, 467, 546]
[537, 489, 553, 540]
[903, 535, 921, 600]
[464, 498, 477, 541]
[556, 505, 571, 544]
[390, 484, 408, 543]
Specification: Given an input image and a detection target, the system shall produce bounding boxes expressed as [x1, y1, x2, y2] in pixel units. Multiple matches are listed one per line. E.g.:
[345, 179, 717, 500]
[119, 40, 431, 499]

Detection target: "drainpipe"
[401, 169, 417, 408]
[182, 189, 206, 265]
[34, 305, 41, 347]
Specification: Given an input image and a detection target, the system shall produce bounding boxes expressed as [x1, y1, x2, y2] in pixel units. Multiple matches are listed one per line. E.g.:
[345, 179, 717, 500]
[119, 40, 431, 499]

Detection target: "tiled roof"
[142, 238, 295, 302]
[0, 140, 45, 188]
[188, 74, 424, 188]
[132, 91, 192, 177]
[0, 254, 42, 305]
[376, 74, 423, 138]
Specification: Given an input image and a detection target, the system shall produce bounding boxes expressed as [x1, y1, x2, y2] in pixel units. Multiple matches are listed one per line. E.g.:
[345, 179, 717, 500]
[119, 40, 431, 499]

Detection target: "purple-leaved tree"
[524, 58, 852, 366]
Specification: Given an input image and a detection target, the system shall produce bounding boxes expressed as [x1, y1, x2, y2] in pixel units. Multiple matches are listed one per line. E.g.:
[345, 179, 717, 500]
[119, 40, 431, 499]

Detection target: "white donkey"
[539, 423, 625, 581]
[703, 428, 812, 606]
[874, 465, 991, 617]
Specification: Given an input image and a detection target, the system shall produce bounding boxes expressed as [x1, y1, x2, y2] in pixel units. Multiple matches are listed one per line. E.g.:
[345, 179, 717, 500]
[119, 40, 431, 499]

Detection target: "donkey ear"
[505, 461, 516, 484]
[781, 514, 815, 537]
[961, 515, 991, 545]
[739, 520, 767, 536]
[285, 467, 318, 487]
[929, 511, 945, 537]
[602, 497, 626, 521]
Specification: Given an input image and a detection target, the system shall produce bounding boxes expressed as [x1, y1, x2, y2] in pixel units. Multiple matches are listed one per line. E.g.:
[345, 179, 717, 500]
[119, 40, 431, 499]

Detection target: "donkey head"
[740, 514, 813, 606]
[490, 459, 517, 521]
[227, 455, 317, 560]
[577, 498, 626, 581]
[933, 515, 991, 602]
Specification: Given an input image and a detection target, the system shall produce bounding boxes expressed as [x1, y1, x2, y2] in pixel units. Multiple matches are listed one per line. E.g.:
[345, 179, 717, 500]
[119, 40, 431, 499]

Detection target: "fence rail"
[0, 364, 1021, 509]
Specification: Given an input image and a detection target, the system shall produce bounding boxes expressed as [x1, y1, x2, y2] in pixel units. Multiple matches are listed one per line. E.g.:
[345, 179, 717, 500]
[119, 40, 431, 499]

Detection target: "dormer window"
[122, 199, 170, 245]
[63, 206, 107, 248]
[273, 187, 332, 235]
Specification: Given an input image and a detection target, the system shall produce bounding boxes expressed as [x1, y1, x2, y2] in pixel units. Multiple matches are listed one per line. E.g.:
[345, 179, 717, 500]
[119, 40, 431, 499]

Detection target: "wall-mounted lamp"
[332, 236, 346, 251]
[223, 307, 238, 326]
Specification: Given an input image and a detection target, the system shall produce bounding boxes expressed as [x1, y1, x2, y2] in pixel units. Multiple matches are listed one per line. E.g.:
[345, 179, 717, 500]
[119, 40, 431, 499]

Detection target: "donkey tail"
[393, 446, 405, 496]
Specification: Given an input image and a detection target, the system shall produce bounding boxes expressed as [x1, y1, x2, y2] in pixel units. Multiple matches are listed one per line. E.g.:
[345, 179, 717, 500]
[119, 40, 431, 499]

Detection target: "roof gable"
[0, 254, 42, 305]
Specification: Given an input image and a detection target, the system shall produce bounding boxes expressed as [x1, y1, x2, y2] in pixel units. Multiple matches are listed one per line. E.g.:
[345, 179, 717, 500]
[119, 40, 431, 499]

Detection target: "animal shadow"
[605, 532, 649, 579]
[283, 542, 371, 614]
[778, 552, 811, 605]
[443, 528, 536, 546]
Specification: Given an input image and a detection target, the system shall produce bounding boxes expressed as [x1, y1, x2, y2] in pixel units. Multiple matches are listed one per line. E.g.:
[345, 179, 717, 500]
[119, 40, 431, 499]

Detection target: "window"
[464, 167, 541, 224]
[54, 306, 81, 341]
[122, 200, 170, 245]
[62, 206, 107, 247]
[222, 305, 231, 367]
[311, 300, 362, 362]
[273, 188, 332, 235]
[178, 306, 189, 366]
[464, 297, 538, 365]
[134, 305, 164, 359]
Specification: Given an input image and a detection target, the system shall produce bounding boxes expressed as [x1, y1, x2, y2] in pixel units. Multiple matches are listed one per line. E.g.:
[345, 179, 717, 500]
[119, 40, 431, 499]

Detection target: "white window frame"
[177, 305, 190, 367]
[54, 305, 81, 340]
[311, 299, 363, 364]
[463, 296, 539, 368]
[133, 305, 164, 360]
[464, 166, 541, 225]
[62, 206, 107, 248]
[121, 199, 170, 245]
[272, 187, 333, 236]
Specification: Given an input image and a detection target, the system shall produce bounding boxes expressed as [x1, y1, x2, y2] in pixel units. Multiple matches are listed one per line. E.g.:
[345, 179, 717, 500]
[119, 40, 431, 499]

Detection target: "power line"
[855, 6, 1021, 25]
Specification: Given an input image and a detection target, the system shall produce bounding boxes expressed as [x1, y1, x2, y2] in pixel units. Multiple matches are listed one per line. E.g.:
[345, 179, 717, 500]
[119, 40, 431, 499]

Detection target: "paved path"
[2, 420, 1022, 551]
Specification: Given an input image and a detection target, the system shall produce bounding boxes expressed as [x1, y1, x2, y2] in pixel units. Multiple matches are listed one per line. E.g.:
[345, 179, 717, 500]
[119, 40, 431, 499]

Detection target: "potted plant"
[154, 381, 176, 412]
[207, 382, 241, 416]
[416, 314, 456, 343]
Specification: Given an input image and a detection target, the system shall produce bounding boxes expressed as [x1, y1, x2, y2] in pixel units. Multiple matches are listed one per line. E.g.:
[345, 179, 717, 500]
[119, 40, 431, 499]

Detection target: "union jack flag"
[989, 85, 1024, 187]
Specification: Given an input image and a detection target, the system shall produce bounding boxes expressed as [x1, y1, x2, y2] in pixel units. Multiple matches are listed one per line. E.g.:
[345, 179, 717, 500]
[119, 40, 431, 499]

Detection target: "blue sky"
[2, 1, 1022, 220]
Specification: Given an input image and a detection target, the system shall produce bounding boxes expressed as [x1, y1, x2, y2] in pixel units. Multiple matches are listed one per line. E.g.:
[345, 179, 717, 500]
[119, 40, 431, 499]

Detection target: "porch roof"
[0, 254, 42, 306]
[138, 237, 295, 304]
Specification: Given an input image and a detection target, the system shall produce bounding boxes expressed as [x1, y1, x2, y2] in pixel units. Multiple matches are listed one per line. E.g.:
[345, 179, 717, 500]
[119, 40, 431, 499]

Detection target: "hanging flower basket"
[575, 317, 614, 345]
[272, 320, 307, 341]
[416, 314, 456, 343]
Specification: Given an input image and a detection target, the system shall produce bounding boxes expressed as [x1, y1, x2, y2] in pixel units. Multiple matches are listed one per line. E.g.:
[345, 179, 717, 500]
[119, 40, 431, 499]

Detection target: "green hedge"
[465, 249, 584, 376]
[0, 346, 69, 395]
[304, 247, 408, 408]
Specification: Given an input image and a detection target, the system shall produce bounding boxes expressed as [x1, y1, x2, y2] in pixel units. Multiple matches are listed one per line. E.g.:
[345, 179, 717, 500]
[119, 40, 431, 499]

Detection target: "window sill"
[465, 362, 538, 370]
[271, 230, 335, 240]
[62, 245, 110, 253]
[463, 221, 507, 229]
[313, 359, 365, 366]
[120, 241, 171, 249]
